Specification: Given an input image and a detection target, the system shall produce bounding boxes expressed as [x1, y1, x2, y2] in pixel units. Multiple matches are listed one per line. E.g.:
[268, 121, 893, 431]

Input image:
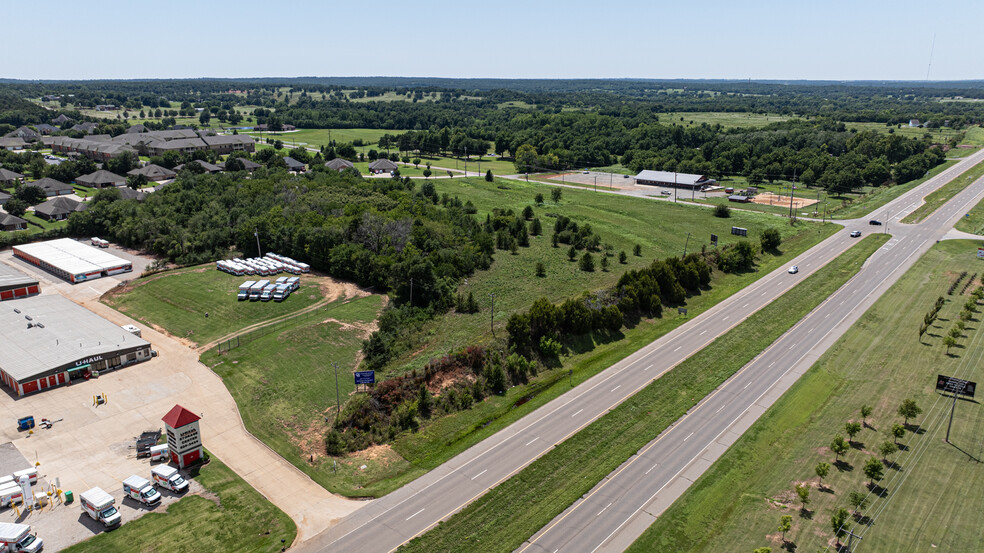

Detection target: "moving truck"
[0, 523, 43, 552]
[151, 465, 189, 493]
[0, 485, 23, 507]
[260, 284, 277, 302]
[249, 280, 269, 301]
[273, 284, 291, 302]
[286, 277, 300, 291]
[238, 281, 256, 301]
[12, 469, 36, 485]
[123, 475, 161, 506]
[275, 276, 288, 286]
[80, 487, 121, 528]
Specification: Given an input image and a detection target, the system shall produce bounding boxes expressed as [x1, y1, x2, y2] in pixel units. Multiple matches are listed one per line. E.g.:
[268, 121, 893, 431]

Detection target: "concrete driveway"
[0, 247, 366, 545]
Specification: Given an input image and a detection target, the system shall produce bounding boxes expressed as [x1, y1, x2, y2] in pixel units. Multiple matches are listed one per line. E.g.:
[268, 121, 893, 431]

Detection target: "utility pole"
[683, 232, 691, 256]
[674, 172, 678, 203]
[594, 175, 597, 192]
[886, 212, 891, 234]
[609, 172, 613, 189]
[945, 378, 965, 443]
[845, 529, 863, 553]
[254, 230, 262, 257]
[332, 362, 341, 423]
[788, 171, 796, 220]
[489, 293, 495, 338]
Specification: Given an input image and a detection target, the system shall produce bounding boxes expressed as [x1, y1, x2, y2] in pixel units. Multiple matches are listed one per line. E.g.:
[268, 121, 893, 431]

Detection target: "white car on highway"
[788, 266, 799, 274]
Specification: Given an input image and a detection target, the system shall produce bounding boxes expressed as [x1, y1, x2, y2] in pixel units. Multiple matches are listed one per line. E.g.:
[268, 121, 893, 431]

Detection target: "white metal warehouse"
[0, 295, 152, 396]
[12, 238, 132, 283]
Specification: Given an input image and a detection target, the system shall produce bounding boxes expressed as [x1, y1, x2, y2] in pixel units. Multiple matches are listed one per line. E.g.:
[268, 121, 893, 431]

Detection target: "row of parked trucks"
[0, 468, 38, 507]
[0, 468, 42, 552]
[238, 276, 300, 302]
[80, 466, 189, 529]
[216, 252, 310, 276]
[89, 237, 110, 248]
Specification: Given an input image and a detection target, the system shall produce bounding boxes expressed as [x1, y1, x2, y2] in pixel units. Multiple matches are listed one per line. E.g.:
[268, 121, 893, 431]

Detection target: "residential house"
[5, 127, 40, 142]
[28, 177, 74, 197]
[368, 158, 399, 173]
[0, 168, 24, 185]
[0, 138, 27, 151]
[95, 105, 119, 111]
[174, 159, 223, 173]
[51, 114, 72, 126]
[0, 213, 28, 232]
[34, 196, 86, 221]
[116, 187, 147, 201]
[70, 122, 99, 134]
[283, 157, 306, 172]
[126, 124, 149, 134]
[33, 124, 58, 135]
[201, 134, 255, 155]
[0, 191, 10, 205]
[127, 164, 176, 182]
[76, 170, 126, 188]
[325, 158, 355, 171]
[222, 158, 262, 172]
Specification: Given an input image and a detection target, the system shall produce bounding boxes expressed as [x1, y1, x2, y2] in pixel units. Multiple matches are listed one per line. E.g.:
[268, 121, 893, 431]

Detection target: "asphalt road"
[294, 148, 984, 553]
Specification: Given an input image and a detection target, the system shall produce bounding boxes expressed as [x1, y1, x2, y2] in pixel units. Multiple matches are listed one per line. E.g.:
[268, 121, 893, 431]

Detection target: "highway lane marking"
[597, 502, 612, 516]
[700, 330, 707, 335]
[526, 437, 540, 446]
[644, 364, 653, 371]
[716, 404, 725, 414]
[789, 343, 797, 349]
[406, 508, 425, 521]
[610, 385, 621, 393]
[673, 346, 682, 352]
[825, 313, 830, 319]
[743, 382, 750, 390]
[471, 469, 487, 480]
[684, 432, 694, 441]
[572, 409, 583, 417]
[768, 361, 775, 367]
[723, 316, 729, 321]
[742, 303, 749, 308]
[645, 463, 659, 475]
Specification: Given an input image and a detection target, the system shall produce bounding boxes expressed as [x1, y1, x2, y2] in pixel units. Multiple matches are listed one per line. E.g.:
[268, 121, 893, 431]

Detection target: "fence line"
[215, 303, 333, 353]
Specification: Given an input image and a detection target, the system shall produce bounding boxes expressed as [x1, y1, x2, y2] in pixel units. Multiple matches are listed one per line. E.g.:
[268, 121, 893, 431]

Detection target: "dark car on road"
[869, 220, 882, 225]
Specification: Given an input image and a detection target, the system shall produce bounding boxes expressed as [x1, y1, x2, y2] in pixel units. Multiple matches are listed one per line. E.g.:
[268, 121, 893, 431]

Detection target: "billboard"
[354, 371, 375, 385]
[936, 374, 977, 398]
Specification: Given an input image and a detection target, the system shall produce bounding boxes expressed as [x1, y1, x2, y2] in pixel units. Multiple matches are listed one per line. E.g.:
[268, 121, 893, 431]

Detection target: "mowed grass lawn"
[104, 266, 326, 346]
[901, 156, 984, 223]
[200, 294, 388, 495]
[659, 111, 791, 128]
[242, 128, 404, 148]
[398, 235, 887, 553]
[63, 454, 295, 553]
[628, 239, 984, 553]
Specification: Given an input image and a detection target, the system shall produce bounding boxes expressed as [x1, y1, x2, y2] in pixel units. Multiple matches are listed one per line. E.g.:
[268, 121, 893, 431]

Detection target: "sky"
[4, 0, 982, 82]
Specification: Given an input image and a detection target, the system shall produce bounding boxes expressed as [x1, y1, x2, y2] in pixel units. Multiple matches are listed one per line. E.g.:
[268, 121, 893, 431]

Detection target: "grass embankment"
[242, 128, 403, 148]
[397, 235, 888, 553]
[103, 265, 326, 346]
[954, 177, 984, 235]
[826, 160, 957, 220]
[901, 157, 984, 223]
[63, 453, 295, 553]
[200, 295, 387, 494]
[628, 239, 984, 553]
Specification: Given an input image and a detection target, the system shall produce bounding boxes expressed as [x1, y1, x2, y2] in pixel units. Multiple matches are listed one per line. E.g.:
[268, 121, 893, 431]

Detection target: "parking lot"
[0, 243, 364, 548]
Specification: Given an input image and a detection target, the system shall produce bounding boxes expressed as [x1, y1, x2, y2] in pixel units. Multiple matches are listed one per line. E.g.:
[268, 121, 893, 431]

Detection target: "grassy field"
[242, 128, 404, 148]
[658, 112, 791, 129]
[628, 239, 984, 553]
[901, 157, 984, 223]
[826, 160, 957, 220]
[103, 266, 327, 346]
[955, 180, 984, 235]
[63, 453, 295, 553]
[397, 234, 888, 553]
[200, 294, 387, 495]
[843, 121, 965, 142]
[413, 154, 515, 175]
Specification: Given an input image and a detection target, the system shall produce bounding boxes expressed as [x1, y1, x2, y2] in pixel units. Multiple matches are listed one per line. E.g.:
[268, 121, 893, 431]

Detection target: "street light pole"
[254, 230, 262, 257]
[332, 362, 341, 423]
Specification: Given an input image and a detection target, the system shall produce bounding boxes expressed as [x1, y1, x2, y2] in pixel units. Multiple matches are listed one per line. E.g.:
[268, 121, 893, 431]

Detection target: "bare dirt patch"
[751, 191, 818, 209]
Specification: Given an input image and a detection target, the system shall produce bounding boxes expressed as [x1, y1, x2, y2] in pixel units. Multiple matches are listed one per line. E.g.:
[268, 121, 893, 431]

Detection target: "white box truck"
[260, 284, 277, 302]
[0, 523, 43, 552]
[249, 280, 269, 301]
[149, 444, 169, 462]
[151, 465, 189, 493]
[286, 276, 300, 291]
[238, 280, 256, 301]
[12, 469, 36, 485]
[121, 324, 142, 338]
[80, 487, 121, 528]
[0, 485, 23, 507]
[122, 475, 161, 506]
[273, 284, 291, 302]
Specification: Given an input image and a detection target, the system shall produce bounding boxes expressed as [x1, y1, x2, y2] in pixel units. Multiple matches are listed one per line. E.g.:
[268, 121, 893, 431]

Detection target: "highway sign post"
[355, 370, 375, 392]
[710, 234, 718, 246]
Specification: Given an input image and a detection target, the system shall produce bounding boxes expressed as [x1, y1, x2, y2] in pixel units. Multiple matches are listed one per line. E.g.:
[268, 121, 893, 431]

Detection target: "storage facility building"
[0, 264, 40, 301]
[13, 238, 132, 283]
[0, 295, 152, 396]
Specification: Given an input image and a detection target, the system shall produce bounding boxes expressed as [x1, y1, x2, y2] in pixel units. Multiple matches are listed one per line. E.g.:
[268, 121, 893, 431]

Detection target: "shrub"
[714, 204, 731, 218]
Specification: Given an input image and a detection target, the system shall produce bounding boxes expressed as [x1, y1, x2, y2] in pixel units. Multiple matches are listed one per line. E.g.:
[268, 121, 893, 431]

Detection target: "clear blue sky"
[6, 0, 981, 81]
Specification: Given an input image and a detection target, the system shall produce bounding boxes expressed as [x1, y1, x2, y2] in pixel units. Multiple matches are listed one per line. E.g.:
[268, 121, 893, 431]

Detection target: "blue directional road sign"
[354, 371, 375, 385]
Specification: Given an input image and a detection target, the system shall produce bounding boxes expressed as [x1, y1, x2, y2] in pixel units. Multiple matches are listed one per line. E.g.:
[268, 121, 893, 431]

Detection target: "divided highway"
[295, 148, 984, 553]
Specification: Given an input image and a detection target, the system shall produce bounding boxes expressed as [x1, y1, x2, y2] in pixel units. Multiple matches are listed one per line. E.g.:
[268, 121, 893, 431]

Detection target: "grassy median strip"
[827, 161, 955, 220]
[398, 234, 889, 553]
[63, 452, 296, 553]
[902, 158, 984, 223]
[627, 239, 984, 553]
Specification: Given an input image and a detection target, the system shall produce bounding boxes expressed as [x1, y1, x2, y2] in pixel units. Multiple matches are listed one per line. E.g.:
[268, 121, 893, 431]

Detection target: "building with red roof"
[162, 404, 203, 468]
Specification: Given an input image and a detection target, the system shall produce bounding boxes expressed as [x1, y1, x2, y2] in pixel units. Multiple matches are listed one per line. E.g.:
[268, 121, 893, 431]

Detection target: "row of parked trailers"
[238, 276, 300, 302]
[216, 252, 310, 276]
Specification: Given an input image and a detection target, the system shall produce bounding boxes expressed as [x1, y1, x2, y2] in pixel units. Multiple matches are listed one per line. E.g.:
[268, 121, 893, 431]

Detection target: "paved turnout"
[294, 148, 984, 553]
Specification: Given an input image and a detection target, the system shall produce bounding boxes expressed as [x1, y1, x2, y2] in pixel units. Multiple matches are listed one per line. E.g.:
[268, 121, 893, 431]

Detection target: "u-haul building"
[13, 238, 132, 284]
[0, 295, 152, 396]
[0, 263, 40, 301]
